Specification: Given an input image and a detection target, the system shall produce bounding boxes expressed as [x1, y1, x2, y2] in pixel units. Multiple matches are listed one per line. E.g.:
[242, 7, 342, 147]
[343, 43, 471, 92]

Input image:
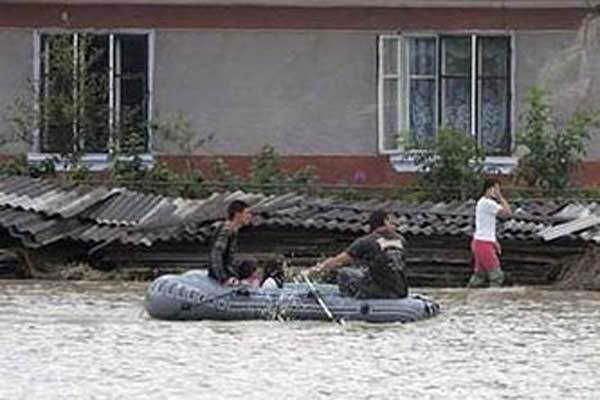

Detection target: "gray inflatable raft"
[144, 270, 440, 323]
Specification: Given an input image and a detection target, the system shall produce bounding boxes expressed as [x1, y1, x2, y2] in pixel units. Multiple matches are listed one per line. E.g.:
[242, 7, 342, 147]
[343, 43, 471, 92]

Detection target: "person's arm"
[209, 228, 236, 284]
[494, 187, 512, 217]
[307, 236, 370, 275]
[319, 252, 353, 271]
[229, 236, 239, 275]
[304, 251, 352, 276]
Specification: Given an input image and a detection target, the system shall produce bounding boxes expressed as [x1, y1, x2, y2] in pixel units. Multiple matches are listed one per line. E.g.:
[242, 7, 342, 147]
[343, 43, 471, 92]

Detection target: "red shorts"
[471, 239, 500, 272]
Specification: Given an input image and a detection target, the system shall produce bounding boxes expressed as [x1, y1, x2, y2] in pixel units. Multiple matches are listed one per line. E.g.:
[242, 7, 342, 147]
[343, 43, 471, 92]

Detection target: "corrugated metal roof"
[0, 177, 120, 219]
[0, 175, 597, 251]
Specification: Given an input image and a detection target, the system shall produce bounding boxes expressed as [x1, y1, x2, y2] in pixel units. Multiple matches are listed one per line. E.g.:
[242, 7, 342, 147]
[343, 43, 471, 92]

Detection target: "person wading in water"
[468, 178, 512, 288]
[207, 200, 255, 286]
[306, 210, 408, 299]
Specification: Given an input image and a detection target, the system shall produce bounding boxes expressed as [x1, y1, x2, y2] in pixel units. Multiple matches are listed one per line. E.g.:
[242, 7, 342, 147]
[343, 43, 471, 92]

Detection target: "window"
[378, 34, 512, 155]
[34, 32, 152, 157]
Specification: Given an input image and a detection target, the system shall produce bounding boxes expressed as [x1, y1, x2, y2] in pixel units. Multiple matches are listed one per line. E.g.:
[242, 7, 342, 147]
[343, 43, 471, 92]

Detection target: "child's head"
[263, 256, 286, 280]
[482, 178, 500, 197]
[237, 257, 258, 280]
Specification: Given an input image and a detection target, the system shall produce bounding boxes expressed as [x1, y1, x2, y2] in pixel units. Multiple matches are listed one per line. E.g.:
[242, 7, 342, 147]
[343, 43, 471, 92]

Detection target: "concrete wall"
[515, 19, 600, 159]
[515, 32, 600, 160]
[153, 30, 378, 155]
[514, 31, 578, 127]
[3, 26, 600, 161]
[0, 29, 32, 154]
[155, 28, 600, 158]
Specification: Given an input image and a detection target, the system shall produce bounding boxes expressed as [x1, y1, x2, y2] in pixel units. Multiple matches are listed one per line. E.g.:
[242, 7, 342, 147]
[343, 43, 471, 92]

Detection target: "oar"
[300, 271, 345, 325]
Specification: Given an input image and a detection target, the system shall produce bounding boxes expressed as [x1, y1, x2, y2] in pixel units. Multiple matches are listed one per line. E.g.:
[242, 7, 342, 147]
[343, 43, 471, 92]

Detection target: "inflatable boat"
[144, 270, 440, 323]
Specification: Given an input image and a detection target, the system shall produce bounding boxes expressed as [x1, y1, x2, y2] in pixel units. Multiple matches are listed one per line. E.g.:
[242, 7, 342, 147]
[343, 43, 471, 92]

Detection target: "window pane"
[409, 79, 436, 145]
[442, 78, 471, 134]
[120, 35, 148, 75]
[479, 36, 509, 77]
[383, 78, 399, 141]
[117, 35, 149, 153]
[442, 37, 470, 76]
[479, 78, 510, 154]
[80, 34, 110, 153]
[409, 38, 436, 76]
[41, 34, 75, 153]
[382, 38, 398, 75]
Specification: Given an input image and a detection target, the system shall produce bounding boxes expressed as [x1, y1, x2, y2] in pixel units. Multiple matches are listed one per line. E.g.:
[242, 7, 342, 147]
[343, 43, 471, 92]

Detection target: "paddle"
[300, 271, 345, 325]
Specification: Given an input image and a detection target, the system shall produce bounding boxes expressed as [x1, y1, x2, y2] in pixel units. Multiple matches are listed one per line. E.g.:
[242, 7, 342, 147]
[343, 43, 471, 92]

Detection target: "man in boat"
[207, 200, 254, 286]
[468, 178, 512, 288]
[306, 209, 408, 299]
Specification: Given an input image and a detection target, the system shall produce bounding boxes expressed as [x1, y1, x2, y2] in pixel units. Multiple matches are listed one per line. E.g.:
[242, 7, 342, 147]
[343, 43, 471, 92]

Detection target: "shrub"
[413, 128, 485, 201]
[250, 145, 318, 192]
[515, 87, 599, 191]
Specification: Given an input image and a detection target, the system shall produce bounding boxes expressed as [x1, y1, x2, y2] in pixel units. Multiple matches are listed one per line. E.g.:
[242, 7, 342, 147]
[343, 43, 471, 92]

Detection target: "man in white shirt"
[468, 178, 512, 288]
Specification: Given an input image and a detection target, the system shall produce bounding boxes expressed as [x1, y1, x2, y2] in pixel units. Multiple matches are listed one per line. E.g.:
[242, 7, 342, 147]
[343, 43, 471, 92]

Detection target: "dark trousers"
[337, 267, 407, 299]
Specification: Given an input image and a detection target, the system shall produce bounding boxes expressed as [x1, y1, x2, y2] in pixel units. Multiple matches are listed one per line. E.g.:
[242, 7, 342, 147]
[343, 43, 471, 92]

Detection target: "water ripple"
[1, 282, 599, 399]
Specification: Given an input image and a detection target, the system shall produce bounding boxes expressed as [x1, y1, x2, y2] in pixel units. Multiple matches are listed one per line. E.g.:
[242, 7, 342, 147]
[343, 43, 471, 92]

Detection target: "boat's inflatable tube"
[144, 270, 440, 323]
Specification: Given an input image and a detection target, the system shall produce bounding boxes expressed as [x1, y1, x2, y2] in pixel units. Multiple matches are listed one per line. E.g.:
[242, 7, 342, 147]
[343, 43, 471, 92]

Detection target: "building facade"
[1, 1, 599, 184]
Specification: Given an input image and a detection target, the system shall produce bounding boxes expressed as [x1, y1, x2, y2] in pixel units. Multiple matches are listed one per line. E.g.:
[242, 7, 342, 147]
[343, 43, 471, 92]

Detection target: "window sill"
[388, 151, 518, 174]
[27, 152, 155, 172]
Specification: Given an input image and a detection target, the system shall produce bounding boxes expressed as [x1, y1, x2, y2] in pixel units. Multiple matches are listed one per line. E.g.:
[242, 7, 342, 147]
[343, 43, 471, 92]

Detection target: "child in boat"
[260, 257, 286, 289]
[238, 257, 261, 288]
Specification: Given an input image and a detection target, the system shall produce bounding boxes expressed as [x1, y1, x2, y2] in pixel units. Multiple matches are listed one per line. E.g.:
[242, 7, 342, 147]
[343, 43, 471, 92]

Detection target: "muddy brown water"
[1, 280, 599, 399]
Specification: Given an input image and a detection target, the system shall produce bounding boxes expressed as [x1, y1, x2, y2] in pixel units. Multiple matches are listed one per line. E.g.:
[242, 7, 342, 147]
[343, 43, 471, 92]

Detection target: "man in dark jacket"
[306, 210, 408, 299]
[207, 200, 252, 285]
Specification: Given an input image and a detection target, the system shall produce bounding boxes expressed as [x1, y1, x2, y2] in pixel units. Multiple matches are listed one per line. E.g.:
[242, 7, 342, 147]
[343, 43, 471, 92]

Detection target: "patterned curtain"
[441, 36, 471, 135]
[409, 38, 436, 146]
[404, 35, 511, 153]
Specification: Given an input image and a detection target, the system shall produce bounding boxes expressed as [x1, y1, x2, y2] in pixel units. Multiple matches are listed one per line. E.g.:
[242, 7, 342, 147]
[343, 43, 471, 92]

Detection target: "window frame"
[29, 29, 155, 170]
[378, 31, 518, 173]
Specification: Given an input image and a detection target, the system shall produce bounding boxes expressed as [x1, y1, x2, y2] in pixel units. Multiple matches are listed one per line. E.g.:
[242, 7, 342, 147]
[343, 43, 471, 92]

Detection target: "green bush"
[211, 145, 319, 194]
[0, 156, 31, 177]
[249, 144, 283, 186]
[413, 128, 485, 201]
[515, 87, 599, 191]
[0, 155, 56, 179]
[112, 158, 207, 198]
[250, 145, 318, 192]
[210, 157, 242, 191]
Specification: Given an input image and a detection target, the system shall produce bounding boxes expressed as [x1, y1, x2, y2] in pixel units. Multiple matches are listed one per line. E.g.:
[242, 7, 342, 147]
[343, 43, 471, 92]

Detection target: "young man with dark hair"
[468, 178, 512, 288]
[307, 210, 408, 299]
[207, 200, 252, 285]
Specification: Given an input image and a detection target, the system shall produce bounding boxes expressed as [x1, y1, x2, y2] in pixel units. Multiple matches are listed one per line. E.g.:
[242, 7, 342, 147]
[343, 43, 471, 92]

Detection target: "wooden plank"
[538, 215, 600, 241]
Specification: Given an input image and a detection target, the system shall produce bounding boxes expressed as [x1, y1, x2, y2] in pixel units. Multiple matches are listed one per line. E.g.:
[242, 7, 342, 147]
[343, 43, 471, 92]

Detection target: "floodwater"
[1, 281, 599, 400]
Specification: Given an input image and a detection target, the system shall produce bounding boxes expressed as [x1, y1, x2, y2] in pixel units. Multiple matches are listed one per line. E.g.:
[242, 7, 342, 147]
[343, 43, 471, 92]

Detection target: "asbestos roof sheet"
[0, 176, 120, 219]
[0, 175, 597, 249]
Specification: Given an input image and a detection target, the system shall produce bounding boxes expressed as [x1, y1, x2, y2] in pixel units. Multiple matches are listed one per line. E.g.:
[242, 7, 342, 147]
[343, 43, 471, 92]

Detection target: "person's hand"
[489, 185, 498, 200]
[303, 262, 324, 276]
[496, 185, 504, 198]
[496, 243, 502, 255]
[225, 277, 240, 286]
